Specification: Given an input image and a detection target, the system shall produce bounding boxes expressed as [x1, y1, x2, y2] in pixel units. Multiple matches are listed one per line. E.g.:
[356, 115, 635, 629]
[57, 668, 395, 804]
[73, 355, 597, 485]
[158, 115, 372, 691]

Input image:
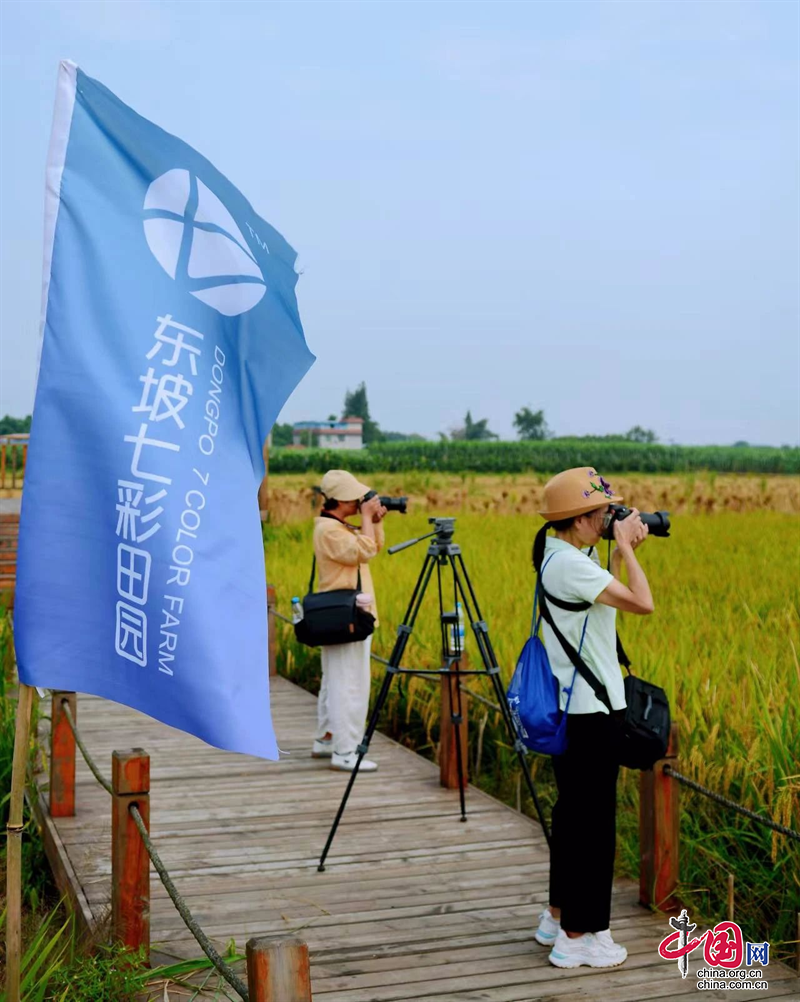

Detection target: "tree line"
[271, 384, 659, 446]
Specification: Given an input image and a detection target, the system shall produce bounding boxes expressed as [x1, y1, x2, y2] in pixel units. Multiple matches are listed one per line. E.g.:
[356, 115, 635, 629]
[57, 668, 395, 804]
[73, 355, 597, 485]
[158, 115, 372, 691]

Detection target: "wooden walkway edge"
[33, 678, 800, 1001]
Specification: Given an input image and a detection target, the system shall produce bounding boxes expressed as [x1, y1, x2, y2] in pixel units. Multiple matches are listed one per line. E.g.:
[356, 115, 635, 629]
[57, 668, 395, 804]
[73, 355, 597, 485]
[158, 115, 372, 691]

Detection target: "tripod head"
[388, 516, 458, 555]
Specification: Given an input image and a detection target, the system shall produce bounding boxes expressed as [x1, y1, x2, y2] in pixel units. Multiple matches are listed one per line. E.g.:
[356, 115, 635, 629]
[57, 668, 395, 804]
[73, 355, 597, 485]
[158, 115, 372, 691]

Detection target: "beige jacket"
[312, 515, 385, 624]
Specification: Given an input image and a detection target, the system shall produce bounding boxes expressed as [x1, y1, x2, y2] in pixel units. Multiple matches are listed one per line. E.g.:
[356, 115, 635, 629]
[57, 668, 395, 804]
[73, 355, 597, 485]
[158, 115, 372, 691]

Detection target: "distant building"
[293, 416, 364, 450]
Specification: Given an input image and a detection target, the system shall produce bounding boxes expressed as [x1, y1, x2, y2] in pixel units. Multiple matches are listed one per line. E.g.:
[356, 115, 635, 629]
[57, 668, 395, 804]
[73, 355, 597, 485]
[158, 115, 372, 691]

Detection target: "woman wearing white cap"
[311, 470, 386, 772]
[531, 467, 654, 970]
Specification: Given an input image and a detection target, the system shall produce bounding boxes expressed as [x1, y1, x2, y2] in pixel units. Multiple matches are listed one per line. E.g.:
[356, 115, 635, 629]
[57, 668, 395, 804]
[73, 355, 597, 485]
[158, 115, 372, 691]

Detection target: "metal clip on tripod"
[317, 516, 551, 871]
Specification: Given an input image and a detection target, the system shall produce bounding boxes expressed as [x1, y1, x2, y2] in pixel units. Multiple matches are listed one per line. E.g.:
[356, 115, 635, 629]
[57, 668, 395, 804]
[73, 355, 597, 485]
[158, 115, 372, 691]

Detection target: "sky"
[1, 0, 798, 446]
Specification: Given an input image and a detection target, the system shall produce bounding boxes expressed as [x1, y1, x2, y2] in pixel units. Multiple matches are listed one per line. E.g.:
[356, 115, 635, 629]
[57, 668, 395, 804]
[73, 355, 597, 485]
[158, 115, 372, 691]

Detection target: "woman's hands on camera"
[361, 495, 386, 522]
[613, 508, 648, 551]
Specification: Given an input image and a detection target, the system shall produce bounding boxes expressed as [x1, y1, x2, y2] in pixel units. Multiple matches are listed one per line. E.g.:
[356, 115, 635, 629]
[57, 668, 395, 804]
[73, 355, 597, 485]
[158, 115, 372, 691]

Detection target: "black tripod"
[318, 516, 551, 871]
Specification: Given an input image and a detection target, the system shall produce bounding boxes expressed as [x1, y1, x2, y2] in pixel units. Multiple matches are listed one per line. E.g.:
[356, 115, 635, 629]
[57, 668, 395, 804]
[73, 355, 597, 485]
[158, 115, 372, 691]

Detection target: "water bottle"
[449, 601, 466, 655]
[291, 596, 303, 624]
[456, 600, 465, 649]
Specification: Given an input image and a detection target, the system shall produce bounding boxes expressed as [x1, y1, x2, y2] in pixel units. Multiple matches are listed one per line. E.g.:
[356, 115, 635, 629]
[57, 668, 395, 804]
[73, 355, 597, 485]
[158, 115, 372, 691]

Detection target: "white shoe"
[312, 738, 333, 758]
[548, 928, 627, 968]
[534, 907, 560, 946]
[330, 751, 378, 772]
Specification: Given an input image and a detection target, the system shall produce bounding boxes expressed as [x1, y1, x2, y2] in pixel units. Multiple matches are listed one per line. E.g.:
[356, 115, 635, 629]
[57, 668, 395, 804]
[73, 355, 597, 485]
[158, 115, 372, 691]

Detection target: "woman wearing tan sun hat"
[530, 468, 655, 972]
[310, 470, 387, 773]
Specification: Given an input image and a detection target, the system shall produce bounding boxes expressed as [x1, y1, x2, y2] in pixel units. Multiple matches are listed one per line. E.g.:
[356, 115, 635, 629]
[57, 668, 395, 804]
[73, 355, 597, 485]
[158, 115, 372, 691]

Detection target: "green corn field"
[268, 440, 800, 475]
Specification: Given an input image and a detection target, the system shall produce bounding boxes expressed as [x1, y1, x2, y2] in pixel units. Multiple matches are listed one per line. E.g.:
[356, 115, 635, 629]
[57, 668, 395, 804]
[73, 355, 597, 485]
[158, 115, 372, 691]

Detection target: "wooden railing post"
[111, 749, 150, 958]
[639, 722, 679, 911]
[267, 584, 277, 677]
[247, 936, 312, 1002]
[49, 692, 76, 817]
[440, 655, 469, 791]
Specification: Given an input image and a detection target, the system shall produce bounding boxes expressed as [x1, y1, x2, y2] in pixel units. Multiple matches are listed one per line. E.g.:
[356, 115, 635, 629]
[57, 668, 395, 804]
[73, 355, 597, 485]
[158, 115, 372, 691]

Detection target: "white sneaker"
[330, 751, 378, 772]
[311, 738, 333, 758]
[534, 907, 560, 946]
[548, 928, 627, 968]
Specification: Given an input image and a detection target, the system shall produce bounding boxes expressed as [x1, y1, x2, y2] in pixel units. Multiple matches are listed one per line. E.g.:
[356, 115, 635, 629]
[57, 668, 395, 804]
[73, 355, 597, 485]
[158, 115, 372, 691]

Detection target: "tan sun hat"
[538, 467, 624, 521]
[320, 469, 372, 502]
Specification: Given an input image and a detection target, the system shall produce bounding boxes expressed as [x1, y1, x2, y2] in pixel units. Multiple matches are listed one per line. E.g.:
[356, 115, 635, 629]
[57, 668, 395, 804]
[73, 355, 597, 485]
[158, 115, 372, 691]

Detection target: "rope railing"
[269, 607, 293, 625]
[60, 698, 250, 1000]
[458, 684, 502, 714]
[664, 765, 800, 842]
[62, 701, 112, 795]
[128, 804, 250, 1000]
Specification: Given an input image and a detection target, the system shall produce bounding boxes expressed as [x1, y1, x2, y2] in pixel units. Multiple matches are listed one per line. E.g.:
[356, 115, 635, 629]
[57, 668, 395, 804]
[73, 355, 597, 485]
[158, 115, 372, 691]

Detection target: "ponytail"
[532, 522, 551, 575]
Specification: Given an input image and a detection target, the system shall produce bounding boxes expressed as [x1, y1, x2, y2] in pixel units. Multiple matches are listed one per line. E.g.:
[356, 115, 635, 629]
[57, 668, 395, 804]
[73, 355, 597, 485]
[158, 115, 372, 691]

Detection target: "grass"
[264, 500, 800, 963]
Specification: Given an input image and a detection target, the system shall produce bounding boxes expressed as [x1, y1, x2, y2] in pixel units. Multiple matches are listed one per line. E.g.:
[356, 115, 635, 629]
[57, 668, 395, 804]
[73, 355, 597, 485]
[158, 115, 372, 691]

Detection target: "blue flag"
[15, 61, 315, 759]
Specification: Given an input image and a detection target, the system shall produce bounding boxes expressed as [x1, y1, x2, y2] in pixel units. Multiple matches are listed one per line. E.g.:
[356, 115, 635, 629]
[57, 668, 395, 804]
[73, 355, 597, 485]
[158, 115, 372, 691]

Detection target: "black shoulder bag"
[533, 527, 670, 771]
[294, 554, 375, 648]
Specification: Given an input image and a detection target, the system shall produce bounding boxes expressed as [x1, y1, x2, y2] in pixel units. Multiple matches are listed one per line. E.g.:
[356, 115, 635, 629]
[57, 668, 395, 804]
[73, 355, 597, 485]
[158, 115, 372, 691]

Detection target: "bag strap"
[308, 553, 363, 594]
[537, 593, 613, 712]
[560, 614, 588, 714]
[530, 552, 556, 636]
[534, 523, 632, 675]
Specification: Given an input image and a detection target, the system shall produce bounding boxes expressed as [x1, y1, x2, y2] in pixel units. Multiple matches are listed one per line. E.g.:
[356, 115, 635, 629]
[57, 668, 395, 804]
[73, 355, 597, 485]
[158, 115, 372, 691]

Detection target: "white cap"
[319, 469, 371, 502]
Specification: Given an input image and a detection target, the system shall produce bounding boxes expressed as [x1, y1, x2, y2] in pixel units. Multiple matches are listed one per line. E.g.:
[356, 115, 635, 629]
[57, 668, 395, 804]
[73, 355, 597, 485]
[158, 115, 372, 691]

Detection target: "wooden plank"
[29, 790, 95, 939]
[33, 677, 800, 1002]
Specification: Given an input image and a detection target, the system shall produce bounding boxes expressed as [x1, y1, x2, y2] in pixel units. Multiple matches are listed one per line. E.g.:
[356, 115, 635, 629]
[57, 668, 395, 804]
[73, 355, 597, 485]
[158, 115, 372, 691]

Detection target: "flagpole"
[5, 681, 34, 1002]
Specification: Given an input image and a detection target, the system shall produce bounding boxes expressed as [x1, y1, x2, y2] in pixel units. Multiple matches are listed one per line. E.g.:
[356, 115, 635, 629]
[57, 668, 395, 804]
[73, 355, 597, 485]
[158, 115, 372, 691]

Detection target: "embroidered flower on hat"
[583, 474, 616, 500]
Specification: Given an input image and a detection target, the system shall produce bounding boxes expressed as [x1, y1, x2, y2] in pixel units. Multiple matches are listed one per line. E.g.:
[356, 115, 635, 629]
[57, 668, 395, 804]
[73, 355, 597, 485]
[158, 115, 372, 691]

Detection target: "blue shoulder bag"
[506, 553, 588, 756]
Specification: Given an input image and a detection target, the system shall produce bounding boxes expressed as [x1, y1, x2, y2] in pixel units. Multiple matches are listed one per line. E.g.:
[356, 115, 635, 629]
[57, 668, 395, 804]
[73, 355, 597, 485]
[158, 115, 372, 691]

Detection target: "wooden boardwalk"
[35, 677, 800, 1001]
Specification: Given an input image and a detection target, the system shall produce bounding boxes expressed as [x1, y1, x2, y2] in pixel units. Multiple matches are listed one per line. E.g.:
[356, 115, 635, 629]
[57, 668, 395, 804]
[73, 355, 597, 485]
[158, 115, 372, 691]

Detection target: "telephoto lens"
[362, 489, 408, 514]
[603, 503, 670, 540]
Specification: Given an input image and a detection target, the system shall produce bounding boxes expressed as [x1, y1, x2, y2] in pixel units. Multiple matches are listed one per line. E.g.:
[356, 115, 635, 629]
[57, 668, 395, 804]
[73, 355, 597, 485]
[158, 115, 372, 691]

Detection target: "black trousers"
[549, 711, 620, 933]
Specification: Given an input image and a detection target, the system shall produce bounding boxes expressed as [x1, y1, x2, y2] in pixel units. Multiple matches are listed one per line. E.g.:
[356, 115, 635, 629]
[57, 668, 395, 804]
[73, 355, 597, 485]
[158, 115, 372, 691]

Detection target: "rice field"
[264, 473, 800, 962]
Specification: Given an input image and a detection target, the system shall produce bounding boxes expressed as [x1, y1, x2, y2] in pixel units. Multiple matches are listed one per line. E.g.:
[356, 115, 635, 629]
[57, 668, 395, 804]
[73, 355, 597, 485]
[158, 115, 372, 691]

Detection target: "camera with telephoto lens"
[602, 503, 670, 540]
[362, 489, 408, 514]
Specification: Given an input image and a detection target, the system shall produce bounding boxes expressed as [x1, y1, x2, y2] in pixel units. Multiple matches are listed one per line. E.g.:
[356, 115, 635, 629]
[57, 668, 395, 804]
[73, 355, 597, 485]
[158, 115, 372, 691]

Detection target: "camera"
[602, 503, 670, 539]
[362, 489, 408, 514]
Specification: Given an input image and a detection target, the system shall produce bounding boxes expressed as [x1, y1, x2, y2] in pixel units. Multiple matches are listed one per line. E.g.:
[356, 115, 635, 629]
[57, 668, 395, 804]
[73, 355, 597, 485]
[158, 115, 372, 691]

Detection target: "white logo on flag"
[143, 169, 266, 317]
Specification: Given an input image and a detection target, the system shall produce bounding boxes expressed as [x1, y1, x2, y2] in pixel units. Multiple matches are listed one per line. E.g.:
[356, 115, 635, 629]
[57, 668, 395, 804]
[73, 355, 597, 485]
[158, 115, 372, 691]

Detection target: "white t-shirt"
[539, 536, 626, 715]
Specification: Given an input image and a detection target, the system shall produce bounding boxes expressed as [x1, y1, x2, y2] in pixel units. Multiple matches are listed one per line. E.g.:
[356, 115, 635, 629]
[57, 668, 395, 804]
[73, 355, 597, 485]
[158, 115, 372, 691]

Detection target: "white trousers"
[316, 636, 372, 756]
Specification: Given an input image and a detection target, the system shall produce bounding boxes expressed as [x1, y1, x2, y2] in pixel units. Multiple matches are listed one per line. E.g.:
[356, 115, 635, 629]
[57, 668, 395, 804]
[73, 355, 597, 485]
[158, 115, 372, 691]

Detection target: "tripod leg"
[318, 667, 396, 871]
[318, 553, 438, 872]
[450, 553, 552, 848]
[452, 672, 468, 822]
[485, 667, 552, 848]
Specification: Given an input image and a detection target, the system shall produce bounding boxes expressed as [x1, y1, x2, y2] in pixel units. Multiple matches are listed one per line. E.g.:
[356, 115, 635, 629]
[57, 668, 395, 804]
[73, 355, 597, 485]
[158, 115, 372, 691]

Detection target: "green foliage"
[0, 619, 55, 913]
[451, 410, 498, 441]
[2, 898, 246, 1001]
[343, 381, 382, 444]
[513, 406, 550, 440]
[268, 439, 800, 474]
[382, 430, 427, 442]
[625, 424, 658, 443]
[270, 421, 294, 447]
[0, 414, 31, 435]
